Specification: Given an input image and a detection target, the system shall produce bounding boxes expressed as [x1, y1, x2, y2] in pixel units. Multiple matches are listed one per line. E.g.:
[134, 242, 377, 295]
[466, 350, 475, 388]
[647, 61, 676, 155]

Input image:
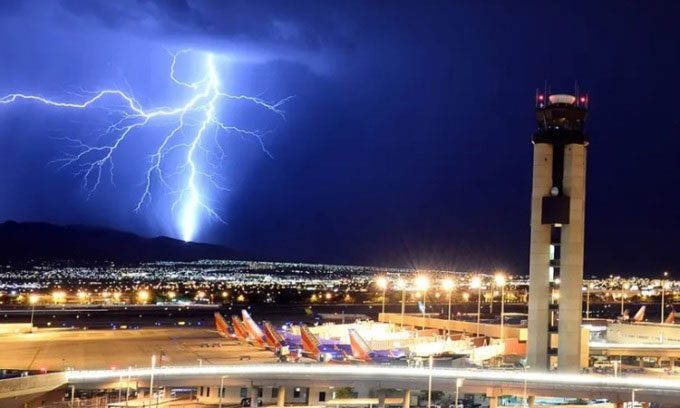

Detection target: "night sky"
[0, 1, 678, 276]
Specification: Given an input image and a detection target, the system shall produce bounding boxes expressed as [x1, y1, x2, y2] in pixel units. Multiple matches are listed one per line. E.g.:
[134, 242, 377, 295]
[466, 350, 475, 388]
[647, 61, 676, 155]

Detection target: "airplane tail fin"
[214, 312, 231, 338]
[633, 305, 646, 322]
[231, 315, 250, 341]
[348, 328, 373, 361]
[263, 321, 287, 348]
[300, 324, 321, 360]
[666, 310, 676, 324]
[622, 309, 630, 320]
[241, 310, 266, 346]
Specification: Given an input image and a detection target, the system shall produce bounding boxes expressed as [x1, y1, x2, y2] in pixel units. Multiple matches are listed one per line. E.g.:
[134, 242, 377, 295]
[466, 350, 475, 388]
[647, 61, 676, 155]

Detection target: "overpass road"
[66, 364, 680, 405]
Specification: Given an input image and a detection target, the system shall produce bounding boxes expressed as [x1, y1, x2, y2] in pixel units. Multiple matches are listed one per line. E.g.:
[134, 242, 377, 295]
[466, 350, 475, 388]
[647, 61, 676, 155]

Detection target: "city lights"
[376, 276, 388, 290]
[442, 278, 455, 291]
[415, 275, 430, 291]
[52, 290, 66, 304]
[137, 290, 150, 304]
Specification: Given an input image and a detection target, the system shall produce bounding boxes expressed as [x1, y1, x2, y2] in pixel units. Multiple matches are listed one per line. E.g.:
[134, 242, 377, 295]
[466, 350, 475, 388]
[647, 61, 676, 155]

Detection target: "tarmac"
[0, 327, 278, 371]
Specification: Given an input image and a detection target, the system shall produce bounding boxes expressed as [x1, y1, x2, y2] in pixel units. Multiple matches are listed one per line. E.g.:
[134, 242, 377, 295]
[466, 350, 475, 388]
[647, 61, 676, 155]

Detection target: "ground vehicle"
[593, 360, 613, 369]
[241, 397, 263, 407]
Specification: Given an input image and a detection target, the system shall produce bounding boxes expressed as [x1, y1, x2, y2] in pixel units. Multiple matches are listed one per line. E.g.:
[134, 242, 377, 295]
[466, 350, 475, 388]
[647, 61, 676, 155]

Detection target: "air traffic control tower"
[527, 92, 588, 372]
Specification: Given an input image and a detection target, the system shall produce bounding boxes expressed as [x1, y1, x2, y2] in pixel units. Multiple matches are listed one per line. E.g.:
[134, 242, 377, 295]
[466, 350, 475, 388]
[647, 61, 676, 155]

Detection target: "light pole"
[126, 366, 131, 406]
[454, 378, 463, 408]
[426, 355, 433, 408]
[442, 279, 454, 338]
[376, 276, 388, 316]
[631, 388, 637, 407]
[397, 278, 407, 328]
[118, 374, 123, 402]
[470, 276, 482, 337]
[621, 283, 629, 317]
[28, 294, 39, 331]
[219, 375, 228, 408]
[495, 273, 506, 341]
[522, 364, 530, 408]
[662, 271, 669, 323]
[489, 283, 493, 315]
[585, 282, 594, 319]
[149, 354, 156, 406]
[415, 275, 430, 330]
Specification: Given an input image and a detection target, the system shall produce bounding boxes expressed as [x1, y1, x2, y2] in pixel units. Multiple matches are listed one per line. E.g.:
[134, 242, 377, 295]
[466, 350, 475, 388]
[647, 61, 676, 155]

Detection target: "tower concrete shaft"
[527, 93, 588, 373]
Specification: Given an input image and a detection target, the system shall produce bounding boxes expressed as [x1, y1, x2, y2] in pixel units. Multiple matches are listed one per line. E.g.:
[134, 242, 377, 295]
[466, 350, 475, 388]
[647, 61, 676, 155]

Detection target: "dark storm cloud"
[58, 0, 359, 54]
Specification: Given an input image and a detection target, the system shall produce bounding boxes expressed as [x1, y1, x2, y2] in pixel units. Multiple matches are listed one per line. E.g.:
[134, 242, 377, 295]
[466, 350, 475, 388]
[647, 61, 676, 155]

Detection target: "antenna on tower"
[575, 80, 580, 104]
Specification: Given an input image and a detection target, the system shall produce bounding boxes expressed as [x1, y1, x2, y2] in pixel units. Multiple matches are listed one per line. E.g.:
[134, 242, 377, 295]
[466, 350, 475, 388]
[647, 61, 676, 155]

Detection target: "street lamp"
[138, 290, 150, 305]
[376, 276, 388, 316]
[494, 273, 506, 341]
[415, 275, 430, 329]
[585, 282, 594, 319]
[662, 271, 669, 323]
[51, 290, 66, 304]
[631, 388, 637, 408]
[426, 355, 433, 408]
[613, 359, 620, 377]
[218, 375, 228, 408]
[522, 364, 531, 407]
[454, 378, 464, 408]
[149, 354, 156, 406]
[470, 276, 482, 337]
[28, 293, 39, 331]
[621, 283, 630, 317]
[397, 277, 407, 328]
[442, 278, 455, 338]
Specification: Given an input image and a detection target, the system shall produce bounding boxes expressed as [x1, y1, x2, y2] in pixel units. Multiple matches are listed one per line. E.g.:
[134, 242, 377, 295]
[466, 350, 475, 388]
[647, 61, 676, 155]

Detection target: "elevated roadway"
[590, 341, 680, 358]
[67, 364, 680, 405]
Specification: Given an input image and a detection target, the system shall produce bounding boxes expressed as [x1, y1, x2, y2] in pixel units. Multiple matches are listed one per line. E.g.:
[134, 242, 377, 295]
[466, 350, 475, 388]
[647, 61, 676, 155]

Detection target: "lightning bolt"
[0, 50, 291, 242]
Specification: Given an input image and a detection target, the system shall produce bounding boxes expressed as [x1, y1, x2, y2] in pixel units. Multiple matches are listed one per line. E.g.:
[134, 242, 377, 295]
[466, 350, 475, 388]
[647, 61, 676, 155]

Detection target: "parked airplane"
[214, 312, 233, 338]
[347, 328, 407, 363]
[215, 311, 419, 364]
[666, 310, 676, 324]
[241, 310, 267, 346]
[622, 306, 646, 322]
[299, 324, 352, 362]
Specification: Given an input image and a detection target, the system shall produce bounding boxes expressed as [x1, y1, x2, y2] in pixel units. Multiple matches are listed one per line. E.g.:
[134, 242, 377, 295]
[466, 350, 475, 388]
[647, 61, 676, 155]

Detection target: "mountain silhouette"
[0, 221, 242, 263]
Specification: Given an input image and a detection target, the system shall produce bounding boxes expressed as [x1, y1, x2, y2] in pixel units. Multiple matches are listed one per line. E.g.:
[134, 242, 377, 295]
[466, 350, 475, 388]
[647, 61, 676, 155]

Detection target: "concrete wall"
[558, 143, 586, 373]
[527, 143, 553, 371]
[0, 323, 32, 335]
[607, 322, 680, 344]
[378, 313, 526, 341]
[0, 373, 67, 408]
[196, 384, 349, 406]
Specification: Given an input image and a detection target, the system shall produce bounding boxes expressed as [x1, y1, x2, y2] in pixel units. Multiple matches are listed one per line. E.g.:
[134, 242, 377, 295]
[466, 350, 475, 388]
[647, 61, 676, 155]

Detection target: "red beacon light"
[538, 94, 544, 101]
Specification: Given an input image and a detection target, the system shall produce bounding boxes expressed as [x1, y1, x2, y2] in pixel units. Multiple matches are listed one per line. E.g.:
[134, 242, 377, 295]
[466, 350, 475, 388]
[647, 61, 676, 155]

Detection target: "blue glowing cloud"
[0, 50, 292, 242]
